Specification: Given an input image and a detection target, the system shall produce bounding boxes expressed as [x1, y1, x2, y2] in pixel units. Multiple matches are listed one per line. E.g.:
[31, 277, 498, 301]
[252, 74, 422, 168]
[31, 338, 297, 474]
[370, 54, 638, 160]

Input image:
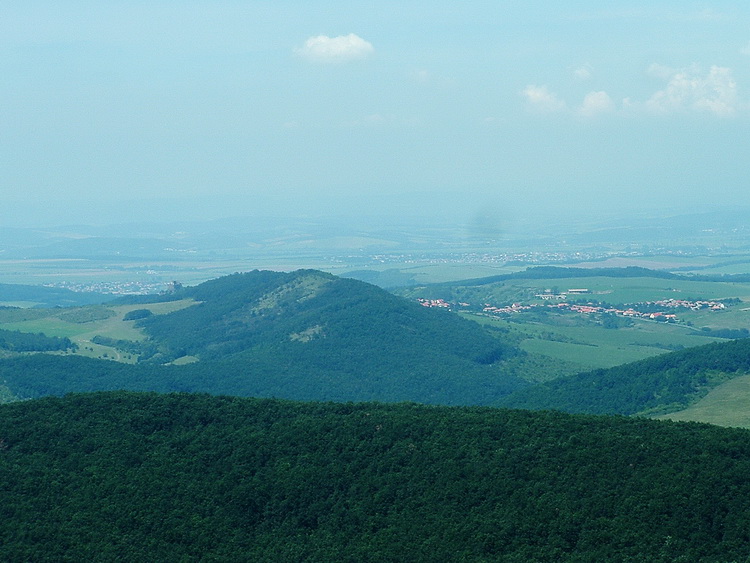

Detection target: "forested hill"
[0, 270, 528, 405]
[136, 269, 517, 365]
[499, 337, 750, 416]
[2, 391, 750, 561]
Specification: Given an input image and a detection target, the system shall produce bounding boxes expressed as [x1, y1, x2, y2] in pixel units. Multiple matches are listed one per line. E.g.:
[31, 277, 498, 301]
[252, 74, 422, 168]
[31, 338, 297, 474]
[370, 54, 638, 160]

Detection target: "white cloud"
[741, 41, 750, 56]
[573, 64, 592, 80]
[296, 33, 373, 63]
[413, 69, 431, 84]
[522, 85, 566, 113]
[578, 91, 615, 117]
[646, 65, 738, 117]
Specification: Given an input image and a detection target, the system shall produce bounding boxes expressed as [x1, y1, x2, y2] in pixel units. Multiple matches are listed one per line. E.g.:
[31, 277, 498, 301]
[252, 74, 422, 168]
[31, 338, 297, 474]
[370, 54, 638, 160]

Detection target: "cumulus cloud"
[646, 64, 738, 117]
[522, 85, 566, 113]
[296, 33, 374, 63]
[573, 64, 593, 80]
[578, 91, 615, 116]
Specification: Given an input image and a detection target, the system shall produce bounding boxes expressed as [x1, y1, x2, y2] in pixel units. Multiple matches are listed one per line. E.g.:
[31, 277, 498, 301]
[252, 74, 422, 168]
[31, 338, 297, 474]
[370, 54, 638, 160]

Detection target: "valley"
[3, 215, 750, 561]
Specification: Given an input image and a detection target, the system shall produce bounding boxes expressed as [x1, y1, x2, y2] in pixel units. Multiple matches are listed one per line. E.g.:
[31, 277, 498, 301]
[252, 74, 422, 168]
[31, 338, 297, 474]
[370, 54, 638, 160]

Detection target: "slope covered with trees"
[136, 270, 516, 365]
[1, 392, 750, 561]
[500, 338, 750, 415]
[0, 270, 528, 405]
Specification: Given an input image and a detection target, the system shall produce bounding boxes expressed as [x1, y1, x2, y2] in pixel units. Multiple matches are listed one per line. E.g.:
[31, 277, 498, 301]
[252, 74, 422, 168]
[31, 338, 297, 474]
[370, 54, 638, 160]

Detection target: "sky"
[2, 1, 750, 228]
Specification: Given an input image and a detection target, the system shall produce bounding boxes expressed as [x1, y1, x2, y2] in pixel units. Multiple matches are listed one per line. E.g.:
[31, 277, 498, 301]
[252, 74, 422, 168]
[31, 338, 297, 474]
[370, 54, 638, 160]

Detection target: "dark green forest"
[2, 392, 750, 561]
[0, 346, 526, 406]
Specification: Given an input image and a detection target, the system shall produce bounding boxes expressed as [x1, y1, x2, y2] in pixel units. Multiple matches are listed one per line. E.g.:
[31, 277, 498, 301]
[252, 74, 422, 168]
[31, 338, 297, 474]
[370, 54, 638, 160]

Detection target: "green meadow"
[469, 313, 724, 371]
[0, 300, 197, 362]
[510, 276, 750, 304]
[659, 374, 750, 429]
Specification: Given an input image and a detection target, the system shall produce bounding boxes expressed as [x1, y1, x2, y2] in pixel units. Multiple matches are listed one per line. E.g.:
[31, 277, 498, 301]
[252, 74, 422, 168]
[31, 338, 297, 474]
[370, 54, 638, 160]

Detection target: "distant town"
[418, 293, 729, 323]
[44, 280, 167, 295]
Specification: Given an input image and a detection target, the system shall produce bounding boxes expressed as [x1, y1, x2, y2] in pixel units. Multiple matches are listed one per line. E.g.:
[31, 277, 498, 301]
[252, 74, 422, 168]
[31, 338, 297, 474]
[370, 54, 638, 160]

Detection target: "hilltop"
[0, 270, 527, 405]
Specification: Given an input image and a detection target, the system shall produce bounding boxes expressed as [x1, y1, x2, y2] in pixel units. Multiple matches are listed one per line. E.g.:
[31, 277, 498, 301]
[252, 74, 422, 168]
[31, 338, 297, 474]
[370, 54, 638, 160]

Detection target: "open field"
[504, 276, 750, 304]
[0, 299, 197, 362]
[468, 314, 724, 371]
[658, 374, 750, 428]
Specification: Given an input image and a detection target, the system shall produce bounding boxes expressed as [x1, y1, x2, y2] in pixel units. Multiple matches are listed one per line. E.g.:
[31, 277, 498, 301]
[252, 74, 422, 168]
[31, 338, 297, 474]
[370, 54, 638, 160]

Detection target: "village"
[418, 292, 728, 323]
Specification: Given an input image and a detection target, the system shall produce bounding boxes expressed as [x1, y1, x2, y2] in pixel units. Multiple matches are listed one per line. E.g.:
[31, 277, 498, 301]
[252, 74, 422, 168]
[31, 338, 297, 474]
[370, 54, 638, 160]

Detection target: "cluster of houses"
[417, 298, 451, 308]
[418, 292, 728, 324]
[652, 298, 726, 311]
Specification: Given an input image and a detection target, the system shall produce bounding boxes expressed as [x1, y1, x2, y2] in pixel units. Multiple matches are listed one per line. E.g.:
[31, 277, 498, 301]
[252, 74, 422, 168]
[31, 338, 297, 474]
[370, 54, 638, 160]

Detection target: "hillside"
[136, 269, 516, 365]
[2, 392, 750, 561]
[499, 338, 750, 416]
[0, 270, 528, 405]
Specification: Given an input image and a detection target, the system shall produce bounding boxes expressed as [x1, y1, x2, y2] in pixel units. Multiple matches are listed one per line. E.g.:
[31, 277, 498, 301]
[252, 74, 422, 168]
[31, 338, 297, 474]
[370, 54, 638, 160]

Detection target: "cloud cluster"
[523, 63, 741, 118]
[646, 64, 738, 117]
[296, 33, 373, 63]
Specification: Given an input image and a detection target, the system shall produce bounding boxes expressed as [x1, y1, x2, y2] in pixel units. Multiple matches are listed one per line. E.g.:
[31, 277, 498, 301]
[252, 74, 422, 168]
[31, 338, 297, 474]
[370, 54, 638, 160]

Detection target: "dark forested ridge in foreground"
[1, 392, 750, 561]
[0, 270, 527, 405]
[500, 338, 750, 416]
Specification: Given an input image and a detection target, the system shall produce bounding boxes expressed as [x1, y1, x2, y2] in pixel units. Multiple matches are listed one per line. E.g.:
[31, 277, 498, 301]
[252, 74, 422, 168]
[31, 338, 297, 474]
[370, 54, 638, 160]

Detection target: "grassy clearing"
[518, 338, 671, 369]
[658, 374, 750, 428]
[0, 299, 197, 363]
[681, 305, 750, 330]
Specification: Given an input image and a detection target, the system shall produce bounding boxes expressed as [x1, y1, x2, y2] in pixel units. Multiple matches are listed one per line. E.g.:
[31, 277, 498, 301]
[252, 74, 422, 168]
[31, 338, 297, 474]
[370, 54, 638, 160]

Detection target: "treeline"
[500, 338, 750, 416]
[695, 327, 750, 339]
[1, 392, 750, 561]
[0, 329, 75, 352]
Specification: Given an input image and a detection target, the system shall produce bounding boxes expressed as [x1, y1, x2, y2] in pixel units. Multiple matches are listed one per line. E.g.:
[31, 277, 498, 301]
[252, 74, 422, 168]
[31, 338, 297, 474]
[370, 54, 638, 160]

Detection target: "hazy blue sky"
[2, 2, 749, 227]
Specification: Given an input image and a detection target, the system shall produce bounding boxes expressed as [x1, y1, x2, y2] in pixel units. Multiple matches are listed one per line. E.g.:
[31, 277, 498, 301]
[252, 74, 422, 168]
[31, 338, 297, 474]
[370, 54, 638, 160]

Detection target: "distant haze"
[2, 2, 749, 229]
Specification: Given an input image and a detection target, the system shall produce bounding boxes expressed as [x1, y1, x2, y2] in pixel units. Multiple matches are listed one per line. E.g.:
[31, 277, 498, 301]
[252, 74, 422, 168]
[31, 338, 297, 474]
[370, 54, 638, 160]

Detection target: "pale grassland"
[658, 374, 750, 428]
